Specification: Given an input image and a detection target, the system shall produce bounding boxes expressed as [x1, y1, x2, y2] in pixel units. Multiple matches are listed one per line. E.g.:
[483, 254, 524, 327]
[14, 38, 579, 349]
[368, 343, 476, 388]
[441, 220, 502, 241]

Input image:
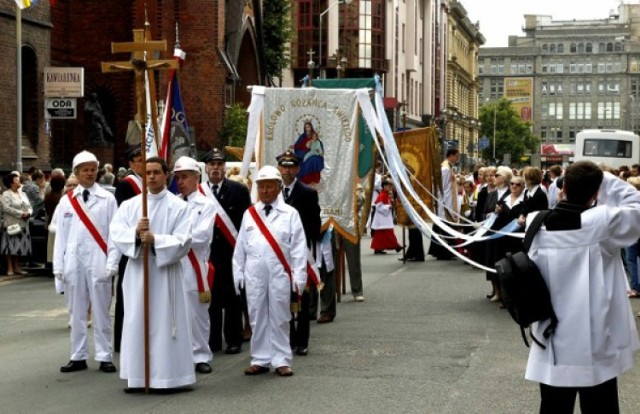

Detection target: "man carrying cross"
[109, 157, 194, 392]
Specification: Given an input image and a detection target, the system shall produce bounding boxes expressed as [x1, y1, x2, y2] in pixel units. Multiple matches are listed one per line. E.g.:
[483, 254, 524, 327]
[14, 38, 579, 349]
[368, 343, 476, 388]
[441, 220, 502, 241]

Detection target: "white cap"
[172, 156, 201, 173]
[255, 165, 282, 183]
[72, 151, 99, 170]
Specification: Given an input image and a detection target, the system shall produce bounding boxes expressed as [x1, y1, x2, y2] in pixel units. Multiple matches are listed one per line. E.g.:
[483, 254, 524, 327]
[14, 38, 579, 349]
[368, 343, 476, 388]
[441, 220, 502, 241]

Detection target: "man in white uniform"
[109, 156, 194, 392]
[54, 151, 118, 373]
[233, 166, 307, 377]
[173, 156, 216, 374]
[525, 161, 640, 413]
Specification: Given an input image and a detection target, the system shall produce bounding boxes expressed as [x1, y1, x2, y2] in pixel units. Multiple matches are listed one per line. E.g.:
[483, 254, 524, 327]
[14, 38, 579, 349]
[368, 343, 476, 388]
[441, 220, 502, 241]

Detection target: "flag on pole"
[14, 0, 32, 9]
[159, 47, 189, 166]
[144, 63, 159, 158]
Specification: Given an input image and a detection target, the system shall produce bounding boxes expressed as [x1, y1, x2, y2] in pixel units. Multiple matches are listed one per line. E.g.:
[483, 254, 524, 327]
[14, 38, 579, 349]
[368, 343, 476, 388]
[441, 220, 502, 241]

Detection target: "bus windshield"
[583, 139, 633, 158]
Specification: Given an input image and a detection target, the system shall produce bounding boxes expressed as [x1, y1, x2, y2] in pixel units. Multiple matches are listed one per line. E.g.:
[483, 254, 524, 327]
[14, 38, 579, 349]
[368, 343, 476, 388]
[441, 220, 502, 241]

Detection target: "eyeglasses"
[510, 183, 523, 187]
[494, 174, 502, 177]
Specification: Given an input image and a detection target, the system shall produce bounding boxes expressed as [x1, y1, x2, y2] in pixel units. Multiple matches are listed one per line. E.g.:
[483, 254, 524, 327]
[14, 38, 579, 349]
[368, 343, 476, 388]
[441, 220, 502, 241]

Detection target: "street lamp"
[319, 0, 352, 78]
[493, 105, 497, 160]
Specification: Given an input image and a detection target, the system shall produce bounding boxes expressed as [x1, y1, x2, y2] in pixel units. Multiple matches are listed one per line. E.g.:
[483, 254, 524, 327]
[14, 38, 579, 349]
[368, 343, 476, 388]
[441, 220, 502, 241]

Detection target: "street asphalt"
[1, 232, 639, 413]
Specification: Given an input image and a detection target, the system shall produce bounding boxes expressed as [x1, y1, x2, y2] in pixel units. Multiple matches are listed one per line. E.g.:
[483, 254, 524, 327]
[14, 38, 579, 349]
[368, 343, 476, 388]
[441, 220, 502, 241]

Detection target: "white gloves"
[106, 268, 118, 278]
[54, 273, 65, 282]
[295, 281, 306, 295]
[235, 277, 244, 296]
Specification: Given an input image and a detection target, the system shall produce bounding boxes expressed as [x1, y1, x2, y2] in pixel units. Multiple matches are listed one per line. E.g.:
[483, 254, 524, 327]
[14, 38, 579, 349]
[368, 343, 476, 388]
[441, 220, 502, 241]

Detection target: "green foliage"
[219, 103, 248, 148]
[479, 98, 540, 165]
[263, 0, 293, 84]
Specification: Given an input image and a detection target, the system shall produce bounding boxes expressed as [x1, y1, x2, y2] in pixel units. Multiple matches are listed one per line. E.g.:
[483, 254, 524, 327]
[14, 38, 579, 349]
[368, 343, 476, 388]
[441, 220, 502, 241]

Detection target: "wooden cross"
[101, 27, 178, 137]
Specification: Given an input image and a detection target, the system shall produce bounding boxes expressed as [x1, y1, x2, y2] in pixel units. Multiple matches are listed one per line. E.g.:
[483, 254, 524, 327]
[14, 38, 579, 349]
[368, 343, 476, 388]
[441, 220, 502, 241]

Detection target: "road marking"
[13, 308, 69, 318]
[389, 267, 406, 277]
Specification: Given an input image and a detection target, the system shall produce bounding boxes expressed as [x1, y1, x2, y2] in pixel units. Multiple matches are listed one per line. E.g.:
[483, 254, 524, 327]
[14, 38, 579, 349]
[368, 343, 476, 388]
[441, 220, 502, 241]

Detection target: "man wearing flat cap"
[277, 149, 322, 356]
[201, 148, 251, 355]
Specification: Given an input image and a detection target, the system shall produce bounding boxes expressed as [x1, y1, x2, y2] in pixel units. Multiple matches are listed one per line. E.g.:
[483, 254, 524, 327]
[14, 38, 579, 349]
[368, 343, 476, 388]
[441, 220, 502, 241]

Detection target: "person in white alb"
[54, 150, 119, 374]
[173, 156, 216, 374]
[525, 161, 640, 413]
[233, 165, 307, 377]
[109, 156, 194, 393]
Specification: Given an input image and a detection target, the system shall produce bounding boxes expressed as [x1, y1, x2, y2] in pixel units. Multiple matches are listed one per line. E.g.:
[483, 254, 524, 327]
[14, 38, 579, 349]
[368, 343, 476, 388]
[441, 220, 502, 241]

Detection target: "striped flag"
[159, 47, 189, 166]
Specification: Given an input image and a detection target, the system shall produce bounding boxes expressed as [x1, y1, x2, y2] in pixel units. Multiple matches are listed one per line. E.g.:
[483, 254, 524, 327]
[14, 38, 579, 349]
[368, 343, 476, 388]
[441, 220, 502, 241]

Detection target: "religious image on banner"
[394, 126, 439, 226]
[293, 120, 325, 185]
[261, 88, 359, 240]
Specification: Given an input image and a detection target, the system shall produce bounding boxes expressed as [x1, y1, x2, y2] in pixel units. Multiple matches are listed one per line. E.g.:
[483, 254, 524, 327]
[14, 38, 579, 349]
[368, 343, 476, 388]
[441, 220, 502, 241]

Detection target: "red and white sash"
[198, 183, 238, 247]
[123, 175, 142, 195]
[247, 205, 321, 289]
[67, 190, 107, 255]
[186, 249, 214, 293]
[248, 206, 294, 286]
[306, 248, 322, 287]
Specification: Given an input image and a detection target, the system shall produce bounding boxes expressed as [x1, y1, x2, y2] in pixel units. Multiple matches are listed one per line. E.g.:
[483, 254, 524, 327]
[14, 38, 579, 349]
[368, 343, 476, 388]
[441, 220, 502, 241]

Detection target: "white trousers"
[65, 274, 113, 362]
[246, 274, 292, 368]
[186, 290, 213, 364]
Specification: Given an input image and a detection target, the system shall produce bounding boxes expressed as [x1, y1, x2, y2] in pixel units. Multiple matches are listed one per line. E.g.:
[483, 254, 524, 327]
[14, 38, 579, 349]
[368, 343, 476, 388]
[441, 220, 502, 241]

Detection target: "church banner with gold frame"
[394, 127, 438, 226]
[260, 88, 359, 241]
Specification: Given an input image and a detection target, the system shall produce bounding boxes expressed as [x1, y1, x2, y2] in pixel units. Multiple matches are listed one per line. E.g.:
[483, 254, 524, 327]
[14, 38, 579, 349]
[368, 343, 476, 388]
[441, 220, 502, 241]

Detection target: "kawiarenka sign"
[44, 67, 84, 97]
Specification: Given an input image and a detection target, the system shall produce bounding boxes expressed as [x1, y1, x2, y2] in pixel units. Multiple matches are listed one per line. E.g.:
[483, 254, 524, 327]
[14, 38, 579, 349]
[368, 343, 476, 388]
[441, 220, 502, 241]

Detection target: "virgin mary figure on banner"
[294, 121, 325, 185]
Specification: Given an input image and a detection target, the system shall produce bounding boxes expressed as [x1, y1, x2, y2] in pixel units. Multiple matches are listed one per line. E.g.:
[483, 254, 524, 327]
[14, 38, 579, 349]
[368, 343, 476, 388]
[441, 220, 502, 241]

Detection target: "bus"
[574, 129, 640, 169]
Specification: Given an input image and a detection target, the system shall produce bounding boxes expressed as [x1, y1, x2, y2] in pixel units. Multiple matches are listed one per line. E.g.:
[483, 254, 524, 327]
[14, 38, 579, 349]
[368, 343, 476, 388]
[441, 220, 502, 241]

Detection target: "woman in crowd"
[485, 166, 512, 303]
[1, 172, 32, 276]
[520, 166, 549, 220]
[370, 180, 402, 255]
[497, 174, 526, 256]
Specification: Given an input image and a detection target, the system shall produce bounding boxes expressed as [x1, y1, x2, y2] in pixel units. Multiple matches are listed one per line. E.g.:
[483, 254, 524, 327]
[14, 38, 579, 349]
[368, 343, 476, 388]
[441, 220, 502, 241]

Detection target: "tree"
[263, 0, 293, 85]
[219, 103, 248, 148]
[479, 98, 539, 165]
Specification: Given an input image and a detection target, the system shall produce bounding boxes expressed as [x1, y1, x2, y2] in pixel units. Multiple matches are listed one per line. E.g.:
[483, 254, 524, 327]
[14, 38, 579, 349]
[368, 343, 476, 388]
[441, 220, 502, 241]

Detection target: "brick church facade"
[1, 0, 265, 172]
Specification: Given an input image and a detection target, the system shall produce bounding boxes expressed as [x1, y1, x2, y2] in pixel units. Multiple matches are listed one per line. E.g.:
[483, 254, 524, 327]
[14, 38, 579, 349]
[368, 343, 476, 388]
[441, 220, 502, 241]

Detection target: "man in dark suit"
[112, 146, 143, 353]
[203, 148, 251, 355]
[277, 149, 322, 356]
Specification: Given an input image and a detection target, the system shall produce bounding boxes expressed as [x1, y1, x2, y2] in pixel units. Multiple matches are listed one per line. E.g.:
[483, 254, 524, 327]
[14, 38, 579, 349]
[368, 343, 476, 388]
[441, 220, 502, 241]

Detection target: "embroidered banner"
[261, 88, 359, 240]
[394, 127, 439, 226]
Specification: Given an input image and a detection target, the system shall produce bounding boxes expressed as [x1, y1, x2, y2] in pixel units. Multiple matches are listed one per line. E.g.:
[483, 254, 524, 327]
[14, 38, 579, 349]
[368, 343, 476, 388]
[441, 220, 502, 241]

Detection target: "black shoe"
[396, 247, 403, 253]
[296, 347, 308, 356]
[99, 361, 117, 373]
[374, 250, 387, 255]
[123, 387, 145, 394]
[195, 362, 212, 374]
[225, 346, 242, 355]
[60, 360, 88, 373]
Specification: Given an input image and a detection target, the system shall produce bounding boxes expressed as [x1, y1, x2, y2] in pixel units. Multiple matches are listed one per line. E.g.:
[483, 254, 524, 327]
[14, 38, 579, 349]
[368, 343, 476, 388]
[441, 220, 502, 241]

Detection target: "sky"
[462, 0, 631, 47]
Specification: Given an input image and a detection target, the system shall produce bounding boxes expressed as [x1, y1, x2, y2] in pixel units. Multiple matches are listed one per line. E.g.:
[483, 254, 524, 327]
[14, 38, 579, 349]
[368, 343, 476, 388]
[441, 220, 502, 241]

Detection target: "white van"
[574, 129, 640, 169]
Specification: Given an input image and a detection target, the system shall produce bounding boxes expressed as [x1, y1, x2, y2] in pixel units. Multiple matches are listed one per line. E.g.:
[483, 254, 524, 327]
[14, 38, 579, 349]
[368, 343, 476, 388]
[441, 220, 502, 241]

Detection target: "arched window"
[607, 42, 614, 52]
[557, 44, 564, 53]
[614, 42, 623, 52]
[599, 42, 605, 52]
[577, 43, 585, 53]
[586, 43, 593, 53]
[550, 44, 556, 53]
[541, 44, 548, 53]
[570, 43, 577, 53]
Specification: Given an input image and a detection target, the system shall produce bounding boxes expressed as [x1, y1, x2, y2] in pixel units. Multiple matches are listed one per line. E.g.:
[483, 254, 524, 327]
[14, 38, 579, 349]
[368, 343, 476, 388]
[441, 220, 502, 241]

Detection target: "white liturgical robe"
[110, 189, 194, 389]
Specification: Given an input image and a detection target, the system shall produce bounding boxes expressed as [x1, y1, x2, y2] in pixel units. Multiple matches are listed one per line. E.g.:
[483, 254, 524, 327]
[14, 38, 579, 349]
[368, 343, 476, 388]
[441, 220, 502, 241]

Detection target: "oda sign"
[45, 98, 77, 119]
